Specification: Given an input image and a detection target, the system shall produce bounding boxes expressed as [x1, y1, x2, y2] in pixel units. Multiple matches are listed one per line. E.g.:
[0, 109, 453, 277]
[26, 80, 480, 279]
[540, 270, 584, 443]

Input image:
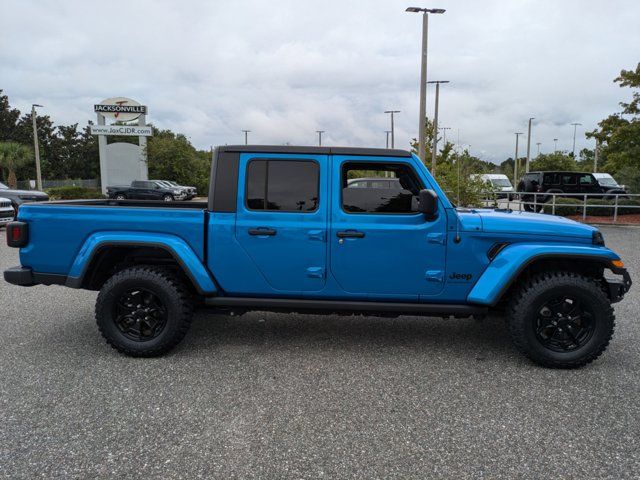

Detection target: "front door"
[330, 157, 447, 300]
[235, 154, 329, 294]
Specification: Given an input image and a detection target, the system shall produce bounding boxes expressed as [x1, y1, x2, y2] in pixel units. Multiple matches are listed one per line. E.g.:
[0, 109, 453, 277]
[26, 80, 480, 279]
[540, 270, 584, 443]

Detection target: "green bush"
[584, 198, 613, 216]
[46, 186, 104, 200]
[545, 197, 583, 216]
[616, 198, 640, 215]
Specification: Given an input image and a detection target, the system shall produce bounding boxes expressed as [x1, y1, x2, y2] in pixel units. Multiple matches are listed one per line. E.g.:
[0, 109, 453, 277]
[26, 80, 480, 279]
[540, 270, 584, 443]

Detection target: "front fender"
[467, 243, 619, 306]
[67, 231, 217, 295]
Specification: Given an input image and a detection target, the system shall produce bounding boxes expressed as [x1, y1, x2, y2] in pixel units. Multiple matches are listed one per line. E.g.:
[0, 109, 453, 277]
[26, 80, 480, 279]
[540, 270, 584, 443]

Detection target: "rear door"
[235, 154, 329, 294]
[329, 156, 447, 300]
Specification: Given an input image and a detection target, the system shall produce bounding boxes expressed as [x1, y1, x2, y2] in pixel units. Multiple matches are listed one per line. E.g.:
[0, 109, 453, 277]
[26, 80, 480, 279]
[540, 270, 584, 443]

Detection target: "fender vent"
[487, 242, 509, 261]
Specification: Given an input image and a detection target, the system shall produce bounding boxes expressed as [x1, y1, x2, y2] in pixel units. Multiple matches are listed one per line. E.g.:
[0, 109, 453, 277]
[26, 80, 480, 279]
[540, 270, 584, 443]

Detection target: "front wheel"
[162, 194, 173, 202]
[115, 194, 126, 200]
[507, 271, 614, 368]
[96, 266, 193, 357]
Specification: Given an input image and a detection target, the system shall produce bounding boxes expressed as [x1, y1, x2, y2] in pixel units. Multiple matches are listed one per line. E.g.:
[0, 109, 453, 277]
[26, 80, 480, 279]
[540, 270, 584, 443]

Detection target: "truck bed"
[16, 200, 208, 276]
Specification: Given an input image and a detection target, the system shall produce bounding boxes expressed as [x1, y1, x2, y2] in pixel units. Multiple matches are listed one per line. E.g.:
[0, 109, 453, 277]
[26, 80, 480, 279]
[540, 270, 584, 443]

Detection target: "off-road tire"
[507, 271, 614, 368]
[96, 266, 193, 357]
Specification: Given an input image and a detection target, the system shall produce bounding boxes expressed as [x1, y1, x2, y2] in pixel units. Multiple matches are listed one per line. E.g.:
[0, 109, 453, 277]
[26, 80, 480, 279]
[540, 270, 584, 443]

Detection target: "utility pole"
[406, 7, 445, 162]
[553, 138, 558, 153]
[594, 139, 599, 173]
[536, 142, 541, 157]
[525, 117, 534, 173]
[31, 104, 43, 191]
[571, 122, 582, 157]
[427, 80, 449, 177]
[439, 126, 451, 145]
[385, 130, 391, 149]
[316, 130, 325, 147]
[513, 132, 524, 188]
[242, 130, 251, 145]
[384, 110, 400, 148]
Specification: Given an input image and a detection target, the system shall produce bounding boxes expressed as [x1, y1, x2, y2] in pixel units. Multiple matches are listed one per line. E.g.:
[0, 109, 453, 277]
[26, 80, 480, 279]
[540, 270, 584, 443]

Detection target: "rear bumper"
[605, 267, 632, 303]
[4, 266, 66, 287]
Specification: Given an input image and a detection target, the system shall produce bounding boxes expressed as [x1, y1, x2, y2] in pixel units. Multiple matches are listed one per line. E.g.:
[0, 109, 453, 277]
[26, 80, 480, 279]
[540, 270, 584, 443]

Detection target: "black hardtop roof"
[218, 145, 412, 157]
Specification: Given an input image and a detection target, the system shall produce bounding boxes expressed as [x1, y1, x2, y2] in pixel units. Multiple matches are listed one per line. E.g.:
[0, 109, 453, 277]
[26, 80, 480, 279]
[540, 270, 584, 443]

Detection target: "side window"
[562, 174, 576, 185]
[348, 180, 367, 188]
[579, 174, 594, 185]
[341, 162, 424, 214]
[246, 159, 319, 212]
[543, 173, 559, 184]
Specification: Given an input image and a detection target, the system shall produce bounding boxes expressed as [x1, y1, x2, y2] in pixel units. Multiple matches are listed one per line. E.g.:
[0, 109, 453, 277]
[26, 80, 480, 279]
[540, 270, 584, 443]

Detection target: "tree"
[146, 129, 211, 193]
[0, 142, 33, 188]
[587, 63, 640, 175]
[529, 152, 578, 172]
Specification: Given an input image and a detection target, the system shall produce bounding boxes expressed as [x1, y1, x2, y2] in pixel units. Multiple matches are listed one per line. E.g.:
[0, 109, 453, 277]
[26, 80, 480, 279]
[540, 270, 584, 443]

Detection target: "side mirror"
[418, 189, 438, 218]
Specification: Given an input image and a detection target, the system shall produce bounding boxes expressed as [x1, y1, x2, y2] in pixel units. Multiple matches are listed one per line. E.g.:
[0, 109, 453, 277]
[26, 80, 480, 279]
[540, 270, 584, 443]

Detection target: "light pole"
[513, 132, 524, 187]
[385, 130, 392, 149]
[536, 142, 541, 157]
[570, 122, 582, 157]
[439, 126, 451, 145]
[242, 130, 251, 145]
[406, 7, 445, 163]
[525, 117, 534, 173]
[31, 104, 43, 191]
[553, 138, 558, 152]
[427, 80, 449, 176]
[384, 110, 400, 148]
[594, 139, 599, 173]
[316, 130, 325, 147]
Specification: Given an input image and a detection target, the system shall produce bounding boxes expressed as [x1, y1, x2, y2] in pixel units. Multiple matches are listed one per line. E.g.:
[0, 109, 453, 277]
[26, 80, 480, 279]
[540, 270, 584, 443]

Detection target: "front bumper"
[0, 209, 14, 225]
[605, 266, 632, 303]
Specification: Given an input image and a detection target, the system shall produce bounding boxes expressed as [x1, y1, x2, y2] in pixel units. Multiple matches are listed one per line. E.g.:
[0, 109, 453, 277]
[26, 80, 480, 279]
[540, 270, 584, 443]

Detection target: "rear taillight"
[6, 221, 29, 248]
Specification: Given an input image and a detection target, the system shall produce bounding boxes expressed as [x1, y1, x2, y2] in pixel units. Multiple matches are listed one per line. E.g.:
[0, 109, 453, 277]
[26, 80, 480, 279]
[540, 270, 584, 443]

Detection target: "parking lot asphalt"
[1, 226, 639, 479]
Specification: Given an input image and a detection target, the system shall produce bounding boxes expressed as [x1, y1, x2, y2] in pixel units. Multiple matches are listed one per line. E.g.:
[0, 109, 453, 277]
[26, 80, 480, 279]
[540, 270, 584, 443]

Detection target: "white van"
[471, 174, 515, 198]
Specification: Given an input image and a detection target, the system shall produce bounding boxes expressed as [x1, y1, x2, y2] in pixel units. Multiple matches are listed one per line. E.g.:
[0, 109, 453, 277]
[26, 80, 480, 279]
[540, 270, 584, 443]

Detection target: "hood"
[459, 208, 596, 239]
[0, 189, 48, 198]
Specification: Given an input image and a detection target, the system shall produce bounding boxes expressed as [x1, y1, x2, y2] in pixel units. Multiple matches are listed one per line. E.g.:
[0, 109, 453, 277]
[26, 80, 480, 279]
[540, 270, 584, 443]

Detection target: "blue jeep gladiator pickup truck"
[4, 146, 632, 367]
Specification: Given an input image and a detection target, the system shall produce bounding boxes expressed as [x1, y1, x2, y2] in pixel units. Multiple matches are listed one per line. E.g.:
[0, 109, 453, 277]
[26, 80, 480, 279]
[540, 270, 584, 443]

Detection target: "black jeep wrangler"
[517, 171, 626, 212]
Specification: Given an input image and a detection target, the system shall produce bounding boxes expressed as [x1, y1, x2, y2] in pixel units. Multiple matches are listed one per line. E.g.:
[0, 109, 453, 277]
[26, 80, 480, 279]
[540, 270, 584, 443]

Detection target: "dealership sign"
[94, 97, 147, 122]
[90, 125, 152, 136]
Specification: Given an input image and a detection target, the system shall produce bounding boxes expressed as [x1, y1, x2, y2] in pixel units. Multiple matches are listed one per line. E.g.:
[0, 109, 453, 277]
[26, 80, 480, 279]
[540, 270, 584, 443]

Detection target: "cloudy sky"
[2, 0, 639, 163]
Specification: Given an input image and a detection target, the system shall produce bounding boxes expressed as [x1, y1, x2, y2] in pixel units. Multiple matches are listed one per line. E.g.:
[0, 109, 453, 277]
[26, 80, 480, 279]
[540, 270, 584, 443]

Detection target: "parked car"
[106, 180, 187, 201]
[592, 173, 628, 194]
[4, 145, 631, 368]
[0, 181, 49, 210]
[0, 197, 15, 227]
[471, 174, 515, 199]
[347, 177, 403, 189]
[153, 180, 197, 200]
[517, 171, 618, 212]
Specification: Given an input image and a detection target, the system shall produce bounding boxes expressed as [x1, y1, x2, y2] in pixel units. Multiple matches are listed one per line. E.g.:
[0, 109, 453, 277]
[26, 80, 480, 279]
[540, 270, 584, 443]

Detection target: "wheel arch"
[66, 233, 217, 295]
[468, 245, 619, 306]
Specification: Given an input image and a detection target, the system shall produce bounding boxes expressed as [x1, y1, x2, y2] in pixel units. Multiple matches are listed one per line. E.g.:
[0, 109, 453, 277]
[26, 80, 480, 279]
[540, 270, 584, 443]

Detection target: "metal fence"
[15, 179, 100, 190]
[482, 191, 640, 223]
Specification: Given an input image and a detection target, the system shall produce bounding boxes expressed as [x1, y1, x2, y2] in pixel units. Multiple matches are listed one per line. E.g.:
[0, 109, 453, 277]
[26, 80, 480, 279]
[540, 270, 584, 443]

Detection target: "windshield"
[596, 176, 619, 187]
[0, 182, 7, 189]
[491, 178, 512, 187]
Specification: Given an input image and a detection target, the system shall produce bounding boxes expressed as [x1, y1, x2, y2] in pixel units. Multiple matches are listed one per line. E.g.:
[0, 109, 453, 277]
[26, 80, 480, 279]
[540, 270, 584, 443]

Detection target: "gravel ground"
[1, 226, 639, 479]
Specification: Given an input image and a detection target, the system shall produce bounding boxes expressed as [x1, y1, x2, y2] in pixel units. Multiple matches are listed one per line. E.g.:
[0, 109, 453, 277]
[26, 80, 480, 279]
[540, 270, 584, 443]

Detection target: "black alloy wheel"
[534, 296, 595, 352]
[114, 288, 168, 341]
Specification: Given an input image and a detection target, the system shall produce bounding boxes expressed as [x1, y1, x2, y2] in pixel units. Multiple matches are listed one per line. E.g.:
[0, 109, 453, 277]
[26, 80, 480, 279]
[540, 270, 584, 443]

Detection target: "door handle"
[248, 228, 277, 236]
[336, 230, 365, 239]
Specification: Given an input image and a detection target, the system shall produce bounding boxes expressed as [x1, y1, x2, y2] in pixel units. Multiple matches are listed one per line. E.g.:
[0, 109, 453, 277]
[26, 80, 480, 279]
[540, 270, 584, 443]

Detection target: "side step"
[204, 296, 487, 318]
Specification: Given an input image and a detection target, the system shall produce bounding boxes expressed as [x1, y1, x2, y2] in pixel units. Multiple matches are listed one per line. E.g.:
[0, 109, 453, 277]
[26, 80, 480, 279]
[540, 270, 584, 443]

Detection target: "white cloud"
[1, 0, 638, 162]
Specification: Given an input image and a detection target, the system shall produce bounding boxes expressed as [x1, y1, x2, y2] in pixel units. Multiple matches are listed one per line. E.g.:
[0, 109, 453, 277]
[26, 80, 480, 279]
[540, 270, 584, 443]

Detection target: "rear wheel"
[115, 194, 126, 200]
[96, 266, 193, 357]
[162, 194, 173, 202]
[507, 271, 614, 368]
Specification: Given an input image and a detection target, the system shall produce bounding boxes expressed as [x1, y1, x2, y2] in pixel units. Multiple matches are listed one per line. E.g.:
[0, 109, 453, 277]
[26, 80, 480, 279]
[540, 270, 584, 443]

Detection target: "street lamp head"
[427, 80, 450, 84]
[405, 7, 446, 13]
[32, 104, 43, 108]
[384, 110, 401, 114]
